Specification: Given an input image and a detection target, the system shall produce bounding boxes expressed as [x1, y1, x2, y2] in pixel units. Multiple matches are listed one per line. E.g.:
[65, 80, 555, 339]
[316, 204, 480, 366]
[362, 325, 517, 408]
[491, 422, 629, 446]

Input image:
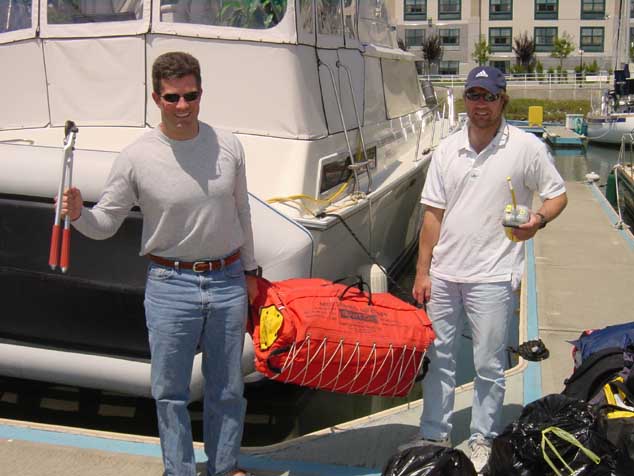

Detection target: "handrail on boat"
[413, 93, 455, 163]
[318, 59, 367, 197]
[337, 60, 373, 194]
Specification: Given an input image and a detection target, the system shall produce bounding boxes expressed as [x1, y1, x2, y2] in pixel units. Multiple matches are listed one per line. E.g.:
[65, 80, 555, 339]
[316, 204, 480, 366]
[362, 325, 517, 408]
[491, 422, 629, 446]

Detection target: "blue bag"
[569, 322, 634, 368]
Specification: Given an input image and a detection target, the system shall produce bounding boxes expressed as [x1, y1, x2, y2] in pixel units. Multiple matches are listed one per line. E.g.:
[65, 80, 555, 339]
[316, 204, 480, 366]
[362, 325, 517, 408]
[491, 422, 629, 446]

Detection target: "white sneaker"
[397, 436, 451, 453]
[469, 439, 491, 474]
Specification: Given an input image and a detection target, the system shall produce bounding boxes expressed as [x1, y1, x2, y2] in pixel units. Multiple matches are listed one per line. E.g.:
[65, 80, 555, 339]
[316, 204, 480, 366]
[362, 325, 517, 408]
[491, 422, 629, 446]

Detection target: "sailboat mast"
[615, 0, 628, 68]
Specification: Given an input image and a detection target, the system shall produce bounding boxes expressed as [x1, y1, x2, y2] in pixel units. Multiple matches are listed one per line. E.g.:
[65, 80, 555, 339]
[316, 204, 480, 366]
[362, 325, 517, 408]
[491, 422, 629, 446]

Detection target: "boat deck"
[2, 181, 634, 475]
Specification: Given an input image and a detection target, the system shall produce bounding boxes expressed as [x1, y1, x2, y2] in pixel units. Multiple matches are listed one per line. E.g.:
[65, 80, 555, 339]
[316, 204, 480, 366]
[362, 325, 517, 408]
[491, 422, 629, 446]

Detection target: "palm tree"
[512, 32, 535, 72]
[421, 34, 443, 74]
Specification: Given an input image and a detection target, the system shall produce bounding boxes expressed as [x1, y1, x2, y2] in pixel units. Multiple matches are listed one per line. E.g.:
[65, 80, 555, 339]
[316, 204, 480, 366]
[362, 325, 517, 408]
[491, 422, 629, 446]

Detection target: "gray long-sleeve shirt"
[72, 122, 257, 270]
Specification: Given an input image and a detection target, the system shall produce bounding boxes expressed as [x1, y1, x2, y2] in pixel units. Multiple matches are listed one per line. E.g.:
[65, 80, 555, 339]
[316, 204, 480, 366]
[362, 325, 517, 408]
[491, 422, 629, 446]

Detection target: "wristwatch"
[536, 212, 547, 229]
[244, 267, 261, 277]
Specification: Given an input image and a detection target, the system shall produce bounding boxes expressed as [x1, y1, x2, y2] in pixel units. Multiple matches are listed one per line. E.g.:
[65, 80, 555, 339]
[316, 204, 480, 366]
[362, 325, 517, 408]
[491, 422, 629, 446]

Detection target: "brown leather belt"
[149, 250, 240, 273]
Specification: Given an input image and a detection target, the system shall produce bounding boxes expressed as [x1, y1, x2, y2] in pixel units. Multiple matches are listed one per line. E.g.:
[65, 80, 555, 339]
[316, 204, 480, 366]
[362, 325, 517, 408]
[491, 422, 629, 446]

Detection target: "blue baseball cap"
[465, 66, 506, 94]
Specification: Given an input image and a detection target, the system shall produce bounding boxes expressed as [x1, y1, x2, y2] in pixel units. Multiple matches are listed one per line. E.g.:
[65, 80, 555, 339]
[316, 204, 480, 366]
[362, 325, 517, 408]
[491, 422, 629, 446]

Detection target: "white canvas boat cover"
[249, 195, 313, 280]
[146, 37, 328, 139]
[45, 36, 146, 127]
[0, 39, 49, 129]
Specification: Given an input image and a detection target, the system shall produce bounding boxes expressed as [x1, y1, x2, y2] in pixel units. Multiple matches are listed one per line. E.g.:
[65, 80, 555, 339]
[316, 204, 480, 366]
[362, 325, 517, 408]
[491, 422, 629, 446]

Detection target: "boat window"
[47, 0, 144, 24]
[319, 147, 374, 196]
[382, 58, 422, 119]
[358, 0, 391, 47]
[0, 0, 31, 32]
[160, 0, 287, 29]
[320, 155, 352, 195]
[317, 0, 343, 37]
[298, 0, 314, 34]
[343, 0, 357, 42]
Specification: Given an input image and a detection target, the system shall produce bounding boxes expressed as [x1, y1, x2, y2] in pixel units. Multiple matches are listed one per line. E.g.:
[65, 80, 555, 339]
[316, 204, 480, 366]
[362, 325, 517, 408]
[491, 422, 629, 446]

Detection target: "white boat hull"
[586, 113, 634, 144]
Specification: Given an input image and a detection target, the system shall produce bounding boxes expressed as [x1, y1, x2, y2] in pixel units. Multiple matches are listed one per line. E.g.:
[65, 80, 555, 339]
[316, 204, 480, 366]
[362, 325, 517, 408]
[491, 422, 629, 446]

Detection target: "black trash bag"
[486, 394, 621, 476]
[382, 444, 476, 476]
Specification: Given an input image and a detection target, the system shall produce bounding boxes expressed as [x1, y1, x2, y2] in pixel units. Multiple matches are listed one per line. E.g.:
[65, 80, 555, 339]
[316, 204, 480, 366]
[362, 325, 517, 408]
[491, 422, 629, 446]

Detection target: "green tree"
[421, 34, 443, 74]
[472, 36, 491, 66]
[551, 32, 576, 71]
[512, 32, 535, 72]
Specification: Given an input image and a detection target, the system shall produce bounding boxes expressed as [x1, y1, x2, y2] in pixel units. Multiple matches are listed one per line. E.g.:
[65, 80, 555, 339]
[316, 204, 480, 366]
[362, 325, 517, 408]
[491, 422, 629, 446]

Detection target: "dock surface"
[543, 126, 586, 147]
[534, 180, 634, 395]
[2, 181, 633, 475]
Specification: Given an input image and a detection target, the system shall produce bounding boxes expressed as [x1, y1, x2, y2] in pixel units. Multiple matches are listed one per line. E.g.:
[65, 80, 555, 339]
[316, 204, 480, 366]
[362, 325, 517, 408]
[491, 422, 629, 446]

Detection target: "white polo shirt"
[421, 119, 565, 288]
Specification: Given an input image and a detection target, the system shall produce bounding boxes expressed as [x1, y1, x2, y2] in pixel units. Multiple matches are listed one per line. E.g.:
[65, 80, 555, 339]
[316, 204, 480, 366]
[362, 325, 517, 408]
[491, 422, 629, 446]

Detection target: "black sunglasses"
[465, 91, 500, 102]
[161, 91, 200, 103]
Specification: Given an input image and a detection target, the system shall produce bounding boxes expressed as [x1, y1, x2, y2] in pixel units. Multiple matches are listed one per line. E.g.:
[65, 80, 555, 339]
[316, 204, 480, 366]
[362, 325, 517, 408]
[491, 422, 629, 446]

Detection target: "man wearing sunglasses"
[406, 66, 567, 473]
[62, 52, 257, 476]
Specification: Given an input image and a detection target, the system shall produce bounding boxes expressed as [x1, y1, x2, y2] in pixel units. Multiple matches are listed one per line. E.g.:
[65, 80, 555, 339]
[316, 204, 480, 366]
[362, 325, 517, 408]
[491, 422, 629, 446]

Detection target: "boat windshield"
[317, 0, 342, 36]
[0, 0, 32, 32]
[47, 0, 144, 24]
[358, 0, 392, 47]
[160, 0, 287, 30]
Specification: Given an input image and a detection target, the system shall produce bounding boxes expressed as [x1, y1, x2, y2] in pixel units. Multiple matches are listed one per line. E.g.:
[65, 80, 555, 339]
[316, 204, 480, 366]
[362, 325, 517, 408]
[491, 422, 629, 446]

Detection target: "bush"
[510, 64, 524, 75]
[535, 61, 544, 74]
[586, 60, 599, 73]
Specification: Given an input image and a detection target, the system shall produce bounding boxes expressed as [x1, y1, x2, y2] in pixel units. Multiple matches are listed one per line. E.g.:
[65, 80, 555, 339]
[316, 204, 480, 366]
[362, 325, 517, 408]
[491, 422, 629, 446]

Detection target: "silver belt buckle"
[192, 261, 208, 273]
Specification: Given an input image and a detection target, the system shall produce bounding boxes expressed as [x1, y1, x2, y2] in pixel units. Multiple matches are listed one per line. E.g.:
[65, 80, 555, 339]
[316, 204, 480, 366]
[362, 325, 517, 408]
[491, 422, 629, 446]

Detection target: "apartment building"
[388, 0, 633, 75]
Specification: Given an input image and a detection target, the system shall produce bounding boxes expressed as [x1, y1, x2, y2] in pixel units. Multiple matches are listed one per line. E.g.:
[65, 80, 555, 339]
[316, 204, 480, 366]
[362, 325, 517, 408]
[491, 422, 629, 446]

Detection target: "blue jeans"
[144, 257, 248, 476]
[419, 277, 514, 445]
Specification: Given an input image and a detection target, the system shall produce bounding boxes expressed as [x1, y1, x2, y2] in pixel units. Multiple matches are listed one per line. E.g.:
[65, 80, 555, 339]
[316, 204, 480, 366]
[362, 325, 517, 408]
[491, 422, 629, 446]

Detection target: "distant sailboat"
[586, 0, 634, 144]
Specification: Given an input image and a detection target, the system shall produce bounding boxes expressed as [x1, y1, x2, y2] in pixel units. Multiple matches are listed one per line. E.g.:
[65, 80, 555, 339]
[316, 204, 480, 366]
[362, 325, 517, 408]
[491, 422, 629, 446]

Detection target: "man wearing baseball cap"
[403, 66, 568, 472]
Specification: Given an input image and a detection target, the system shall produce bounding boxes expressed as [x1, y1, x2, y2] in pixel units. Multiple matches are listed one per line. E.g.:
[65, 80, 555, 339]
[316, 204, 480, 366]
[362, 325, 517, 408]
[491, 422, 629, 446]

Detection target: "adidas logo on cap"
[475, 70, 489, 78]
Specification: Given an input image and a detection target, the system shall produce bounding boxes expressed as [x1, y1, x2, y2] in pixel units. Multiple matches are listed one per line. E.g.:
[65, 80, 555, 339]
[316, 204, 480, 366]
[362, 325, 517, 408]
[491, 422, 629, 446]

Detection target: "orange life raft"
[248, 277, 435, 397]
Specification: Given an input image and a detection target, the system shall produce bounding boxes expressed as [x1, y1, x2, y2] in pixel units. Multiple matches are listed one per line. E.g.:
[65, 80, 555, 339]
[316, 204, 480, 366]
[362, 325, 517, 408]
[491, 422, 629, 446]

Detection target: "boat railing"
[420, 72, 612, 90]
[614, 133, 634, 229]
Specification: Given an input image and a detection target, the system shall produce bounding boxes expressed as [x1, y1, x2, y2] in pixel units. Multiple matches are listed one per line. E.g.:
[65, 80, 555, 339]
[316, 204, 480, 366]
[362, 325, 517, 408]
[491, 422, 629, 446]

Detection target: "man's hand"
[513, 212, 541, 241]
[245, 275, 259, 304]
[514, 193, 567, 241]
[412, 273, 432, 305]
[60, 187, 83, 221]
